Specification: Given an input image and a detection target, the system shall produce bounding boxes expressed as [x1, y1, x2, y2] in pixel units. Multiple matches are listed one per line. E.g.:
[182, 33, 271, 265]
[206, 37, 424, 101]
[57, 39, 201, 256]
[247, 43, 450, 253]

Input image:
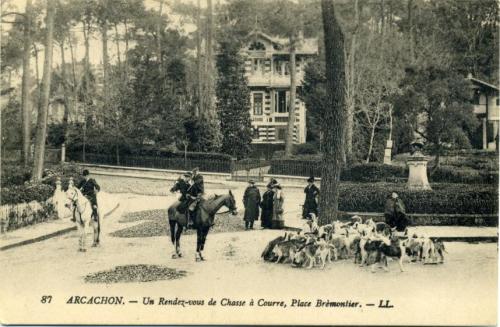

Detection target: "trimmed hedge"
[269, 160, 498, 184]
[429, 166, 498, 184]
[1, 183, 55, 205]
[337, 183, 497, 215]
[269, 161, 408, 182]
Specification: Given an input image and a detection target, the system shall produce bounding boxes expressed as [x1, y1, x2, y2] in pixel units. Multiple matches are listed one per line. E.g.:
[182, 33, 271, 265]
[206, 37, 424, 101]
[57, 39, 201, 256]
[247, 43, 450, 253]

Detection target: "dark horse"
[167, 190, 237, 261]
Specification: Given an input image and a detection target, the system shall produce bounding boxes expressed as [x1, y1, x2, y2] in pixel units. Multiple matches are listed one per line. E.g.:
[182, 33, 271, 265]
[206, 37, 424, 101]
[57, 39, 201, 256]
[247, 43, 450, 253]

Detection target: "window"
[252, 59, 264, 74]
[249, 41, 266, 51]
[496, 98, 499, 106]
[253, 93, 263, 115]
[276, 127, 287, 141]
[472, 90, 480, 105]
[275, 90, 289, 113]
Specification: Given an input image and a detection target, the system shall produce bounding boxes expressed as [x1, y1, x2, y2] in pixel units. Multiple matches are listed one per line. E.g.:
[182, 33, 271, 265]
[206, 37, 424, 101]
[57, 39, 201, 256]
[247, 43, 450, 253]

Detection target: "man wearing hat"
[186, 167, 204, 228]
[170, 172, 192, 214]
[77, 169, 101, 222]
[243, 180, 261, 230]
[302, 176, 319, 219]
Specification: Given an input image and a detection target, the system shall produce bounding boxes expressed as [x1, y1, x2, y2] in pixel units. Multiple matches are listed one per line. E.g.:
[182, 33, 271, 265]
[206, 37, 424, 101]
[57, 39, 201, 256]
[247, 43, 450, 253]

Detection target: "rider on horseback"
[77, 169, 100, 221]
[171, 172, 192, 212]
[186, 167, 204, 229]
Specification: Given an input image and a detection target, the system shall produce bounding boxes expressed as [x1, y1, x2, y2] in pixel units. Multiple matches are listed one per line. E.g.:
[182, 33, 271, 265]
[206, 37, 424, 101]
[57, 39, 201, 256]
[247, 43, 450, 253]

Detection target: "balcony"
[247, 72, 305, 87]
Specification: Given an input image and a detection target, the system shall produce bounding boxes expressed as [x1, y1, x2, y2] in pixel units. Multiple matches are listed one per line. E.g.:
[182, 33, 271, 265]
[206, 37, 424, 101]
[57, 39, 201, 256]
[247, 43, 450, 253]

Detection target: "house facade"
[241, 31, 318, 144]
[469, 75, 500, 150]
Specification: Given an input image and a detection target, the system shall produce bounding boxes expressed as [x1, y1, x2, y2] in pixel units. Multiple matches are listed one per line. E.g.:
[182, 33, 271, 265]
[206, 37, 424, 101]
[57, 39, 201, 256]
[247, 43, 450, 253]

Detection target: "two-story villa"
[469, 74, 500, 150]
[241, 31, 318, 144]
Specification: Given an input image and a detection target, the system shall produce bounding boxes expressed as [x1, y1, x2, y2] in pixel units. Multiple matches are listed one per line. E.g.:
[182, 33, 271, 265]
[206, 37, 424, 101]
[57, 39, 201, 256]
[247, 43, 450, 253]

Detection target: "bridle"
[68, 188, 86, 225]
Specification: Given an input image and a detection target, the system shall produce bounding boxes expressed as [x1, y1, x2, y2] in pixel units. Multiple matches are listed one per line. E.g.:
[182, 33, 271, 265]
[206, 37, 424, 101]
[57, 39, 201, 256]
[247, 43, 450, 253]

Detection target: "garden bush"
[1, 165, 32, 187]
[293, 143, 319, 155]
[338, 182, 497, 215]
[1, 183, 55, 205]
[429, 166, 498, 184]
[269, 161, 408, 182]
[42, 163, 84, 190]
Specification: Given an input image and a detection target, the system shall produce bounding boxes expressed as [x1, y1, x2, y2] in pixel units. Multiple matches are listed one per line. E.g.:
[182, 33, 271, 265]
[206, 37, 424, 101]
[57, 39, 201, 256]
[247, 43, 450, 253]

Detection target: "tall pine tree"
[216, 40, 252, 159]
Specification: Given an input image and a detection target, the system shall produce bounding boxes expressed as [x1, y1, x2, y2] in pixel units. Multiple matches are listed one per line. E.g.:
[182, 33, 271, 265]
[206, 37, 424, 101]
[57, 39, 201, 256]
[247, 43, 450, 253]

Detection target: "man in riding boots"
[186, 167, 204, 228]
[77, 169, 101, 221]
[171, 172, 192, 214]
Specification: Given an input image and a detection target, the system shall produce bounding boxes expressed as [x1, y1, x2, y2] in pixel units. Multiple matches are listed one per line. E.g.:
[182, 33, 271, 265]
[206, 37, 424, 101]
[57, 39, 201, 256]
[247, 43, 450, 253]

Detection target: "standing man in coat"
[384, 192, 409, 232]
[243, 180, 261, 230]
[302, 176, 320, 219]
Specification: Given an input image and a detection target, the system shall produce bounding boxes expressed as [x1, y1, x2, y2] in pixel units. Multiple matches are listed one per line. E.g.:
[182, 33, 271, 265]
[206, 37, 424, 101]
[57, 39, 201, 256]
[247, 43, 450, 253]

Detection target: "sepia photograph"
[0, 0, 498, 325]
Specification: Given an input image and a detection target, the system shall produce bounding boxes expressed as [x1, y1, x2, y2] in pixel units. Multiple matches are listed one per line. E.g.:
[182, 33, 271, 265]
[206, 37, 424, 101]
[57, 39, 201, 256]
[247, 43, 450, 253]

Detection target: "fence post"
[61, 143, 66, 163]
[68, 177, 74, 189]
[230, 157, 237, 178]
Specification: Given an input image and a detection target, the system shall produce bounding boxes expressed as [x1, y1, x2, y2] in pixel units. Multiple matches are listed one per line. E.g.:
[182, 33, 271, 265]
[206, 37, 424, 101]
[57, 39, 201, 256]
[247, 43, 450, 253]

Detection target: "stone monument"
[383, 139, 393, 164]
[406, 141, 431, 191]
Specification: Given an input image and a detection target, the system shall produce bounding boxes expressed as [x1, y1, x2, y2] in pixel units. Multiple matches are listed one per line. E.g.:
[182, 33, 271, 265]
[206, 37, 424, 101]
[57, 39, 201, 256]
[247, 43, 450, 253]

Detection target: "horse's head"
[65, 186, 79, 209]
[225, 190, 238, 215]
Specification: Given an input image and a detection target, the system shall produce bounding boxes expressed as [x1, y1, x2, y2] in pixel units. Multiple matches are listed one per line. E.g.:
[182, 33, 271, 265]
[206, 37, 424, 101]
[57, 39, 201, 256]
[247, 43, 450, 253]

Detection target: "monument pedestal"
[383, 140, 393, 164]
[407, 155, 431, 191]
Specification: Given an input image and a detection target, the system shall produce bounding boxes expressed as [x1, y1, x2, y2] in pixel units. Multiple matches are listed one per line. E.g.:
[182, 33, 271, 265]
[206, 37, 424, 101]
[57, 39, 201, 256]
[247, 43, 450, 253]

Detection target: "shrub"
[337, 182, 497, 215]
[1, 165, 32, 187]
[269, 161, 408, 182]
[66, 150, 233, 173]
[341, 163, 407, 182]
[293, 143, 319, 155]
[1, 183, 55, 205]
[429, 166, 498, 184]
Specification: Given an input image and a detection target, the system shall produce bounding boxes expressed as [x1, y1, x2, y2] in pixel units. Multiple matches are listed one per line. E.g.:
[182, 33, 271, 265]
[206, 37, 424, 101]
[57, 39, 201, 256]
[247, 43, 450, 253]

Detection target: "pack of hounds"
[261, 216, 446, 273]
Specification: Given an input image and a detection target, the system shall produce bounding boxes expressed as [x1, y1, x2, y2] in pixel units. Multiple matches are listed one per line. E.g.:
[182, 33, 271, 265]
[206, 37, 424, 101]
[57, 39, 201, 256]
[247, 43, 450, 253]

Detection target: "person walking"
[271, 182, 285, 229]
[243, 180, 261, 230]
[302, 176, 319, 219]
[384, 192, 409, 232]
[260, 184, 274, 229]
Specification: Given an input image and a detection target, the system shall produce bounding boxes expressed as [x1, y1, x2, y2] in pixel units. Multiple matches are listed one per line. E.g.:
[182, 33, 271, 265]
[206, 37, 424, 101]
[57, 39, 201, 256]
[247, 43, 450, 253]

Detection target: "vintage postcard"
[0, 0, 498, 325]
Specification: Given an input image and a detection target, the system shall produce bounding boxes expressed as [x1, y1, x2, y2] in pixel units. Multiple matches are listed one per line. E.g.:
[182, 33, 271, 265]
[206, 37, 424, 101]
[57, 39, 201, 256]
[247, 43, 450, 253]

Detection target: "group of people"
[242, 178, 284, 230]
[76, 168, 409, 234]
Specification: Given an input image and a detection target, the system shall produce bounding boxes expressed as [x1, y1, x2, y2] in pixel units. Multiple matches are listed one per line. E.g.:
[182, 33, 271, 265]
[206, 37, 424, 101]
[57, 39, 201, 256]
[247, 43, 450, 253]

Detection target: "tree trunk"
[59, 40, 70, 143]
[82, 21, 90, 162]
[319, 0, 346, 225]
[114, 24, 122, 68]
[101, 21, 109, 113]
[21, 0, 33, 166]
[157, 0, 164, 74]
[284, 34, 297, 157]
[68, 33, 78, 121]
[204, 0, 215, 118]
[407, 0, 414, 63]
[366, 124, 376, 163]
[345, 0, 359, 163]
[195, 0, 202, 117]
[31, 0, 55, 181]
[124, 20, 130, 81]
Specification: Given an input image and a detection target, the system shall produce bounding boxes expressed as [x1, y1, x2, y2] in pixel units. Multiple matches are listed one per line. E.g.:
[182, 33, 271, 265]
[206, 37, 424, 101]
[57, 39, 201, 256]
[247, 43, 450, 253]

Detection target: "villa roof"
[245, 30, 318, 55]
[468, 75, 499, 92]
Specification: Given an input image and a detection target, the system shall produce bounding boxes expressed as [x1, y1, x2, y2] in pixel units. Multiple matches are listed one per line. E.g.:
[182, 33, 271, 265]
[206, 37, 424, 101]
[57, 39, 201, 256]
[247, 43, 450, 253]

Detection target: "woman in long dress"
[271, 183, 285, 229]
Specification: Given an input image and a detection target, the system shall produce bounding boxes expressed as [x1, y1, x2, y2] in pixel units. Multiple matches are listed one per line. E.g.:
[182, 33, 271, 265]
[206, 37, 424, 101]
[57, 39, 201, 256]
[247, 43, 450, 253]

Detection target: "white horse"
[65, 186, 101, 252]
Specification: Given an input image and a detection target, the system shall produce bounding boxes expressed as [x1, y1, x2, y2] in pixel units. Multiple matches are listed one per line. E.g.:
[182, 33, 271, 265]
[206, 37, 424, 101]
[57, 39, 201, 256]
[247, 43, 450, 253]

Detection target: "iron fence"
[67, 152, 232, 173]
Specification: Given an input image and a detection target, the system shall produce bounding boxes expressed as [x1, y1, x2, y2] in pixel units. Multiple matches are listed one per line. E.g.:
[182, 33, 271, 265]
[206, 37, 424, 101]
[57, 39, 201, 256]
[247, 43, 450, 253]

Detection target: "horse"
[167, 190, 238, 261]
[65, 186, 101, 251]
